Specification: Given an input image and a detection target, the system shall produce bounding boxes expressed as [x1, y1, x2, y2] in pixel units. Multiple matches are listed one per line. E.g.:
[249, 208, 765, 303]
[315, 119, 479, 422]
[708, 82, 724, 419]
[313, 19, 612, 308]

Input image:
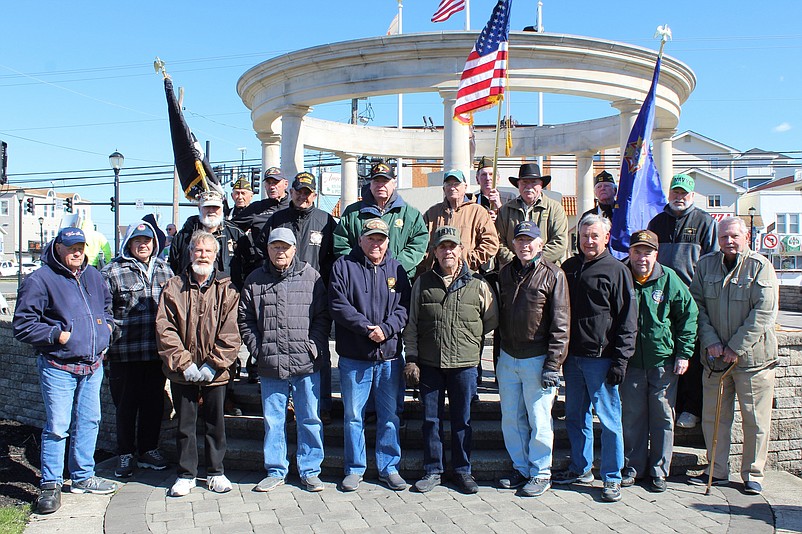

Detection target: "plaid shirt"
[102, 255, 173, 363]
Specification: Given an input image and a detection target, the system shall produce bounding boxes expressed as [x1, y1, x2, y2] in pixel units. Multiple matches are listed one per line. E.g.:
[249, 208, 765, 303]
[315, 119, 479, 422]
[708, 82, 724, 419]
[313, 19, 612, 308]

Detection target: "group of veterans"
[13, 158, 778, 516]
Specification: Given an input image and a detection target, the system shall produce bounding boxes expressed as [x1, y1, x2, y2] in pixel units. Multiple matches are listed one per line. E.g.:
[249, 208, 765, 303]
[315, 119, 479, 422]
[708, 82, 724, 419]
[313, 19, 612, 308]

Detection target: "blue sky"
[0, 0, 800, 236]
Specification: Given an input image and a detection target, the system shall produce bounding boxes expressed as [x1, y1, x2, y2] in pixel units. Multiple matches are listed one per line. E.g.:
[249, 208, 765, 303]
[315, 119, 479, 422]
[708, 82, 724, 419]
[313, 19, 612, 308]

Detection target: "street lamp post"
[38, 216, 44, 261]
[15, 189, 25, 288]
[109, 151, 124, 254]
[748, 206, 757, 250]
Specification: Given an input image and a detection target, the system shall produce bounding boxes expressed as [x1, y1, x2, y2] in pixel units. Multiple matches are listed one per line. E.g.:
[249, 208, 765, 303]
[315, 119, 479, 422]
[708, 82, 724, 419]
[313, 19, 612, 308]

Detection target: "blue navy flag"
[610, 56, 667, 254]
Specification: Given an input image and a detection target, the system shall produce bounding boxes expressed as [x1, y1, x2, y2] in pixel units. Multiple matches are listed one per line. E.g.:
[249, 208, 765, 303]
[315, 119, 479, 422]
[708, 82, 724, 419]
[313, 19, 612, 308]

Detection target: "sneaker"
[620, 473, 636, 487]
[340, 474, 363, 492]
[71, 476, 117, 495]
[207, 475, 232, 493]
[302, 475, 325, 492]
[453, 473, 479, 494]
[520, 477, 551, 497]
[169, 477, 196, 497]
[379, 472, 407, 491]
[499, 471, 528, 490]
[137, 449, 168, 471]
[36, 483, 61, 514]
[601, 480, 621, 502]
[414, 473, 442, 493]
[676, 412, 701, 429]
[254, 476, 285, 492]
[552, 469, 594, 485]
[115, 453, 134, 478]
[744, 481, 763, 495]
[688, 475, 729, 486]
[650, 476, 667, 493]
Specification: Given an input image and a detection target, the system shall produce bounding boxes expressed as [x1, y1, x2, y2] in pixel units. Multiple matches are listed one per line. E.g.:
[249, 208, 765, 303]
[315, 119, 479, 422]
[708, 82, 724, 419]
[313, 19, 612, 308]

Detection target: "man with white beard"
[169, 191, 252, 290]
[156, 230, 241, 497]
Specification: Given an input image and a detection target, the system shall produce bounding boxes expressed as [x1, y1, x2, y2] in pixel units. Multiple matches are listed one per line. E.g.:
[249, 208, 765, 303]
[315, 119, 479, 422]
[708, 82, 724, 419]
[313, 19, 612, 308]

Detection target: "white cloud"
[773, 122, 792, 133]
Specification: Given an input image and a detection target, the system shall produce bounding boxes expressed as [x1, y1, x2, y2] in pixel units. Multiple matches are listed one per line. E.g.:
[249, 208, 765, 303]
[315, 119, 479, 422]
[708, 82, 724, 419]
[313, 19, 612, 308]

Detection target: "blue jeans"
[497, 351, 556, 479]
[338, 356, 401, 476]
[419, 364, 477, 475]
[563, 355, 624, 482]
[38, 355, 103, 486]
[260, 372, 324, 479]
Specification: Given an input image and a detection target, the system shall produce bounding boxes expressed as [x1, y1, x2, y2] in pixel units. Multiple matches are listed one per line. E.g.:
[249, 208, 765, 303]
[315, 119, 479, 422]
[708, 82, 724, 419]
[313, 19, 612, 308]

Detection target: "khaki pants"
[701, 363, 775, 484]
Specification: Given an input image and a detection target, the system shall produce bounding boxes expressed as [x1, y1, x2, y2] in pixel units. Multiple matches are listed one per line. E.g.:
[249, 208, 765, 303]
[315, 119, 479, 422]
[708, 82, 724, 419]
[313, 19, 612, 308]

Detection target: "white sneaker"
[207, 475, 232, 493]
[676, 412, 701, 429]
[168, 477, 196, 497]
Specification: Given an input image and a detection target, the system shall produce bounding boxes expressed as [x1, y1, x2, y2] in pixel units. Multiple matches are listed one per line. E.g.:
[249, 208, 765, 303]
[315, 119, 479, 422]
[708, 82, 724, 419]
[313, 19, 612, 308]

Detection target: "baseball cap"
[369, 163, 394, 180]
[231, 175, 252, 191]
[513, 221, 542, 240]
[432, 226, 462, 247]
[197, 190, 224, 208]
[629, 229, 659, 250]
[56, 227, 86, 247]
[129, 223, 154, 240]
[443, 169, 467, 184]
[263, 167, 285, 182]
[361, 218, 390, 237]
[292, 172, 317, 191]
[267, 227, 296, 246]
[669, 173, 695, 192]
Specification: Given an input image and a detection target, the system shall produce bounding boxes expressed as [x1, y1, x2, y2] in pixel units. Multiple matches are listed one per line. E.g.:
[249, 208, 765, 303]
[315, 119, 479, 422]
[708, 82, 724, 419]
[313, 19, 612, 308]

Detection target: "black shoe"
[688, 475, 728, 486]
[453, 473, 479, 494]
[744, 481, 763, 495]
[650, 476, 667, 493]
[498, 471, 527, 490]
[552, 469, 594, 485]
[414, 473, 441, 493]
[36, 483, 61, 514]
[620, 473, 636, 487]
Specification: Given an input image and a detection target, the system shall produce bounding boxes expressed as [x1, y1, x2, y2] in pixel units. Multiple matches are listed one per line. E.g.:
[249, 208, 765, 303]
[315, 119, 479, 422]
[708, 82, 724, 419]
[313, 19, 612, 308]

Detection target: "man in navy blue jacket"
[328, 218, 411, 493]
[14, 227, 117, 514]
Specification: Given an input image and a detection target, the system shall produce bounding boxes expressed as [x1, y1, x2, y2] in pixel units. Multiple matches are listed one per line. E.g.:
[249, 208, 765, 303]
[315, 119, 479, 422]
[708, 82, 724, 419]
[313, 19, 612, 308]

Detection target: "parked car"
[0, 261, 18, 277]
[22, 261, 41, 275]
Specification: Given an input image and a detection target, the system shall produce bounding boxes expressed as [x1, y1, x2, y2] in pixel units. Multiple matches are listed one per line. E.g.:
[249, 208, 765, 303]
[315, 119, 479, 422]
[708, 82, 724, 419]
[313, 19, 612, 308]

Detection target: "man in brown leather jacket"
[157, 230, 241, 498]
[496, 221, 570, 498]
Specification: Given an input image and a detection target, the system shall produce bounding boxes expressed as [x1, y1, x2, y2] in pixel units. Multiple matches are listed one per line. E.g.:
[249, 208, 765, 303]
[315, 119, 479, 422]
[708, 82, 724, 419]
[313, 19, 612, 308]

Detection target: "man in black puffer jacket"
[238, 228, 330, 494]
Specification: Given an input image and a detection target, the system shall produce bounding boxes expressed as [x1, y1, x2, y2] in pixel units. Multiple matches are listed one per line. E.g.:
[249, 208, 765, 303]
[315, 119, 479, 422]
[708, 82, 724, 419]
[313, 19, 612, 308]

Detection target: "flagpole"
[465, 0, 470, 30]
[397, 0, 404, 186]
[536, 1, 544, 170]
[491, 98, 503, 189]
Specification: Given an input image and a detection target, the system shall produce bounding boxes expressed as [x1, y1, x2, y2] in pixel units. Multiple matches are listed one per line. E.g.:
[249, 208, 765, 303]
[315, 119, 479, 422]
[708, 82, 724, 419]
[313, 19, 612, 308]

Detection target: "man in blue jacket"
[329, 218, 411, 493]
[14, 227, 117, 514]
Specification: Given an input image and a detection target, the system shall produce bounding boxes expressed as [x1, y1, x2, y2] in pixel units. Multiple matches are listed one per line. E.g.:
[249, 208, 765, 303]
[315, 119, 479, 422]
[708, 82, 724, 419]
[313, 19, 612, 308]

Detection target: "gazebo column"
[338, 152, 359, 211]
[439, 90, 471, 181]
[653, 128, 676, 195]
[257, 132, 281, 199]
[279, 105, 311, 177]
[576, 151, 596, 219]
[611, 99, 641, 157]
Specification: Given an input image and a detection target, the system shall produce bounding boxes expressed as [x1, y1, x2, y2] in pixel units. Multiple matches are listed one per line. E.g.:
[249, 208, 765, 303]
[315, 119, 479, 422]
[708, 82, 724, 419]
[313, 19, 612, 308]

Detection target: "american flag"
[432, 0, 466, 23]
[453, 0, 511, 125]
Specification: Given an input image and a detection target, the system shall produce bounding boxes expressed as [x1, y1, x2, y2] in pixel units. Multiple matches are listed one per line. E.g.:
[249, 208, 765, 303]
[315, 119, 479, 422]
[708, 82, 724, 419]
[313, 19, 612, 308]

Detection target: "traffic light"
[110, 196, 116, 212]
[25, 197, 34, 215]
[0, 140, 7, 186]
[251, 168, 260, 196]
[65, 197, 73, 213]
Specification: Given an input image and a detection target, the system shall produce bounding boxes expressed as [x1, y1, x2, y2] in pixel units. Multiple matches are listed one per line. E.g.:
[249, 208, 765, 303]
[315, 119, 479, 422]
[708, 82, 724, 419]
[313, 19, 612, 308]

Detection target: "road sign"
[762, 233, 779, 250]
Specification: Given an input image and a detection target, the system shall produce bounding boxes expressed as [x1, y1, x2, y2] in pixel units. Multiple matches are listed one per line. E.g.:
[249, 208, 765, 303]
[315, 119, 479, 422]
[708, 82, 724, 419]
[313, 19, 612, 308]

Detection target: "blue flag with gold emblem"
[610, 56, 667, 254]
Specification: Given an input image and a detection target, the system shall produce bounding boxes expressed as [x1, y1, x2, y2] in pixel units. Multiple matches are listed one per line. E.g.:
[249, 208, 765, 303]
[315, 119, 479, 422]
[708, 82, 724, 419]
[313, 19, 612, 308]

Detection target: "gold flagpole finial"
[154, 57, 168, 79]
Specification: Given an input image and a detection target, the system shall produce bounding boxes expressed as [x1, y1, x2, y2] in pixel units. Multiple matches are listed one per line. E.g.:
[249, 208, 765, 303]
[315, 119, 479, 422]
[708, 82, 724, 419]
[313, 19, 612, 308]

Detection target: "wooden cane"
[705, 359, 737, 496]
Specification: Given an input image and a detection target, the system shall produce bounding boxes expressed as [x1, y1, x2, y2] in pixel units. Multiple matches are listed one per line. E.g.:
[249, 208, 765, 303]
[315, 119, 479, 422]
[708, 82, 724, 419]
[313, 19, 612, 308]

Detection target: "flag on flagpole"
[163, 77, 223, 200]
[386, 13, 399, 35]
[610, 56, 667, 253]
[432, 0, 466, 23]
[453, 0, 512, 125]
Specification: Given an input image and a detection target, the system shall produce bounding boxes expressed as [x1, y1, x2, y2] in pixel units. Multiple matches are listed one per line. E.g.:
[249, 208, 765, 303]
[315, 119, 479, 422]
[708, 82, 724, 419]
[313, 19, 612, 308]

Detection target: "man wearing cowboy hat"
[496, 163, 569, 266]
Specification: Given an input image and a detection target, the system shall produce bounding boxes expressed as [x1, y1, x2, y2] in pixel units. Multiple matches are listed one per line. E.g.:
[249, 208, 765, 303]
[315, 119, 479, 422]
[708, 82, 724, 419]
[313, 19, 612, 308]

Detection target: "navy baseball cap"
[56, 227, 86, 246]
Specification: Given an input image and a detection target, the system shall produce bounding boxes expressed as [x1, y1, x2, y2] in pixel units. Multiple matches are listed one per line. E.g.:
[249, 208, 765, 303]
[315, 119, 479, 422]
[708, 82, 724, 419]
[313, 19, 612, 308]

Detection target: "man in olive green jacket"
[689, 217, 778, 495]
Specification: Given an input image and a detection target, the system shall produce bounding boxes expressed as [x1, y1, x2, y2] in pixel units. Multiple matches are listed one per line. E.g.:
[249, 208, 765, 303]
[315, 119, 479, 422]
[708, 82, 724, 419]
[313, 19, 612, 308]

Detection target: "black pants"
[108, 360, 166, 455]
[676, 343, 703, 418]
[171, 381, 227, 479]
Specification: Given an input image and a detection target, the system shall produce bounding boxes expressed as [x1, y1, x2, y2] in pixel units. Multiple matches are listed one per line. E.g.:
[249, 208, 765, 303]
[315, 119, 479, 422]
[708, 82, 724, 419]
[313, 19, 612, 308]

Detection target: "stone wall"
[780, 285, 802, 312]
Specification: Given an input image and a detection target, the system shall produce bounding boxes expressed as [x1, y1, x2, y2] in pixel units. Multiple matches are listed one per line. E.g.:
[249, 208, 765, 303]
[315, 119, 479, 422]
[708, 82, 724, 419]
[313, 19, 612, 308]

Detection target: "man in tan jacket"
[421, 169, 499, 274]
[157, 230, 241, 498]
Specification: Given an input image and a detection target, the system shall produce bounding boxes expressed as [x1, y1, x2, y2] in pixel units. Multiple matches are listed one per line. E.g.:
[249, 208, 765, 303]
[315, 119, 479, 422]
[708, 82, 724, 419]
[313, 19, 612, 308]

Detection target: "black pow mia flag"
[164, 77, 223, 201]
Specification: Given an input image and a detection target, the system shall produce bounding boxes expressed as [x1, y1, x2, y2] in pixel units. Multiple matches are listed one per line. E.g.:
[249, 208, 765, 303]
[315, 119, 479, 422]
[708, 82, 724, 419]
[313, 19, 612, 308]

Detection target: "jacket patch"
[388, 277, 396, 292]
[394, 219, 404, 229]
[651, 290, 664, 303]
[309, 231, 323, 246]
